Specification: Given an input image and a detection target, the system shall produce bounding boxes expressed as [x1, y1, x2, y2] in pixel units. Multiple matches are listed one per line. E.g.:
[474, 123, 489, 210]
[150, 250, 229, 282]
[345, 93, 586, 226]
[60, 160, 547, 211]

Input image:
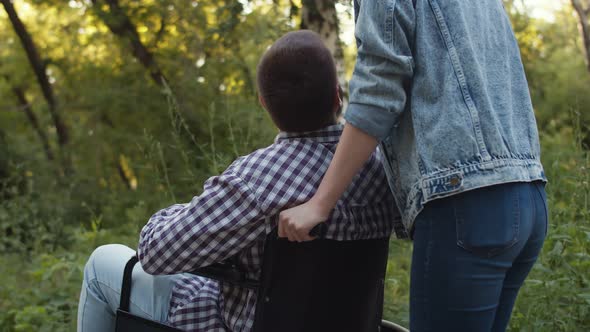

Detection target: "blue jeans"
[77, 244, 183, 332]
[410, 181, 548, 332]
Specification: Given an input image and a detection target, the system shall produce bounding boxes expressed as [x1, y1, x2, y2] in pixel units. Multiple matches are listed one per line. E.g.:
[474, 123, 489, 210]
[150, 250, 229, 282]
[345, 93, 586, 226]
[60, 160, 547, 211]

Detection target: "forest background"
[0, 0, 589, 331]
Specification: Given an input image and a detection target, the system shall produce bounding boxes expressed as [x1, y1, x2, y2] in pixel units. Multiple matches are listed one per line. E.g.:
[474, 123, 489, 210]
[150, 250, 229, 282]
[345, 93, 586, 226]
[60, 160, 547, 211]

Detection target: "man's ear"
[258, 94, 267, 110]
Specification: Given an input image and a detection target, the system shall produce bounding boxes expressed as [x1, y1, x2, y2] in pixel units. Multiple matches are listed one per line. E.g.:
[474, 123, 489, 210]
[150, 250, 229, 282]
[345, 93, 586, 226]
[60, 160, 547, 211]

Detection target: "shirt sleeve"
[345, 0, 416, 142]
[138, 172, 265, 275]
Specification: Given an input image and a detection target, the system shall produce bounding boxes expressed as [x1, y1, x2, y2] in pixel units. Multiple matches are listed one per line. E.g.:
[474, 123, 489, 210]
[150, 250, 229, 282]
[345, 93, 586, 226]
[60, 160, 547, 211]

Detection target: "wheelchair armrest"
[190, 262, 260, 291]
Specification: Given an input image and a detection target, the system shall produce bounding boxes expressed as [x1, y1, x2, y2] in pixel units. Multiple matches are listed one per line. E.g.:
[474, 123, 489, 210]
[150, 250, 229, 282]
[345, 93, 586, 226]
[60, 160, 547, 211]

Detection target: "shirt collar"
[274, 123, 344, 144]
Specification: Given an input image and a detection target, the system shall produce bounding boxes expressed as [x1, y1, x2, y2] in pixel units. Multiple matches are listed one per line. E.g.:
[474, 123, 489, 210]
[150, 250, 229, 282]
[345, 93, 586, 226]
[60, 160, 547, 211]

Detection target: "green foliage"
[1, 1, 280, 330]
[0, 224, 139, 331]
[1, 1, 589, 331]
[508, 126, 590, 331]
[508, 6, 590, 145]
[382, 239, 412, 327]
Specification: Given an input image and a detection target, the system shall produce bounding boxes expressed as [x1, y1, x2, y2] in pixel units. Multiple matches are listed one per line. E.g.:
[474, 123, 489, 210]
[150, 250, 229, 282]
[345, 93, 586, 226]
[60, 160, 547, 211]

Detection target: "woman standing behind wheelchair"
[278, 1, 548, 331]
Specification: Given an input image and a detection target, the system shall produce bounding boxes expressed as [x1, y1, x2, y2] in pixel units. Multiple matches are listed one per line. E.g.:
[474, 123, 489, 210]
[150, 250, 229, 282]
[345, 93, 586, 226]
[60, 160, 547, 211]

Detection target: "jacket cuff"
[344, 103, 396, 142]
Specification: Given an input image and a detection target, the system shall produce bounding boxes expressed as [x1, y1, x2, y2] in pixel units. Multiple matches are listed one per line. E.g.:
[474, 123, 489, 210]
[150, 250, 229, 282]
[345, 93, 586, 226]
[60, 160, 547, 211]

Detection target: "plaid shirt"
[138, 124, 405, 332]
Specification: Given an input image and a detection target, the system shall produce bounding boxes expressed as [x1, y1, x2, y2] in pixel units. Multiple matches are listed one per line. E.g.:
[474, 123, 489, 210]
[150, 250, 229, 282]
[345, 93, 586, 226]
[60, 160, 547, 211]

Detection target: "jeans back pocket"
[453, 183, 521, 258]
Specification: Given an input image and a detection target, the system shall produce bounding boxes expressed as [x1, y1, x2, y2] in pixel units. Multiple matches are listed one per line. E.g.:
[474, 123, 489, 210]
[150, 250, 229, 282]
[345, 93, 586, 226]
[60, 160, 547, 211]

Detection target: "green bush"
[508, 126, 590, 331]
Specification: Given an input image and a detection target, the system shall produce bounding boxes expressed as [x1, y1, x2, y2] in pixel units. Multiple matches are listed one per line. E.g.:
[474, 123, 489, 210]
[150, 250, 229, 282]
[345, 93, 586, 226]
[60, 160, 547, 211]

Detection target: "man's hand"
[278, 200, 329, 242]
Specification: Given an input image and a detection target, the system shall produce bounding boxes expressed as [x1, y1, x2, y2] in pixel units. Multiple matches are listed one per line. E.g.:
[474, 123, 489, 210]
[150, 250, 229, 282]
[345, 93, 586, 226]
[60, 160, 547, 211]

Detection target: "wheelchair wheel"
[380, 320, 409, 332]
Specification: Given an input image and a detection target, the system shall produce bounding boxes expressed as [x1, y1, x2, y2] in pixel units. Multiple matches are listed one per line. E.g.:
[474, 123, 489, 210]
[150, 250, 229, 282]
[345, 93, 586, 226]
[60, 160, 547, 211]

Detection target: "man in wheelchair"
[77, 30, 405, 332]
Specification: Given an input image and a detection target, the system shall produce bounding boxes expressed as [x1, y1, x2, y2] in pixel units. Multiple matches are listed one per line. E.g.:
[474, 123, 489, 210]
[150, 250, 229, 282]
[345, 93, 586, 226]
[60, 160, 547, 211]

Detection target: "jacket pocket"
[453, 184, 520, 258]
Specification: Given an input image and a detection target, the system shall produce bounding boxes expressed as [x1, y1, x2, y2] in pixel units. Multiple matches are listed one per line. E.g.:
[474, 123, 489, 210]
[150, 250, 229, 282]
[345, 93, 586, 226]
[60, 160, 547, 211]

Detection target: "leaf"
[525, 279, 544, 286]
[578, 293, 590, 305]
[549, 241, 564, 256]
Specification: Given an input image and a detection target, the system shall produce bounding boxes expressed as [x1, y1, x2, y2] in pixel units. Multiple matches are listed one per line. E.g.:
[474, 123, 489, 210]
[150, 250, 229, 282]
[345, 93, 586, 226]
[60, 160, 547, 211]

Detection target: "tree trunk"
[300, 0, 347, 102]
[91, 0, 166, 86]
[218, 1, 255, 95]
[11, 86, 55, 161]
[573, 0, 590, 73]
[0, 127, 9, 198]
[1, 0, 69, 147]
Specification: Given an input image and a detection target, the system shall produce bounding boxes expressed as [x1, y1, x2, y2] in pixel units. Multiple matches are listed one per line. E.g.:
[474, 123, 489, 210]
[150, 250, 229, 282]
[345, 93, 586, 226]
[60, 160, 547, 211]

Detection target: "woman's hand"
[278, 123, 379, 242]
[278, 199, 330, 242]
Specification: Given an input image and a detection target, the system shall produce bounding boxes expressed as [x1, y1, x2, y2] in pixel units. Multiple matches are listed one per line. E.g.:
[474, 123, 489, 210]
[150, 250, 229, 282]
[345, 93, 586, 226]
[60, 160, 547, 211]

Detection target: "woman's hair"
[257, 30, 338, 132]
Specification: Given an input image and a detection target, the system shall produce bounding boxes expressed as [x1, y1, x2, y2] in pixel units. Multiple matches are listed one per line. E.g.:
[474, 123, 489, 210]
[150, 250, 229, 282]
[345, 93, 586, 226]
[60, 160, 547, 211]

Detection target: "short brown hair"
[257, 30, 337, 132]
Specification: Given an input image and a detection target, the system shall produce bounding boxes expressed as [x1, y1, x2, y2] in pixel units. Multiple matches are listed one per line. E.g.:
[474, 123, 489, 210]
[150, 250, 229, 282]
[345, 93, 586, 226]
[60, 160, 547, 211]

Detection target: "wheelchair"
[115, 230, 409, 332]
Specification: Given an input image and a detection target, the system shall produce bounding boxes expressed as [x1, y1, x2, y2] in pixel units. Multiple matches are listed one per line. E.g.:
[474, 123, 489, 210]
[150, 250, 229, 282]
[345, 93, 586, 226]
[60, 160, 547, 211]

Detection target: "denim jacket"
[344, 0, 546, 233]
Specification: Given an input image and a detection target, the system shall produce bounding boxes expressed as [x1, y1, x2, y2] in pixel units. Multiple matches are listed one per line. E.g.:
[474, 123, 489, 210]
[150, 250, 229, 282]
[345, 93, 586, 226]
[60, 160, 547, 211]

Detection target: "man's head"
[257, 30, 340, 132]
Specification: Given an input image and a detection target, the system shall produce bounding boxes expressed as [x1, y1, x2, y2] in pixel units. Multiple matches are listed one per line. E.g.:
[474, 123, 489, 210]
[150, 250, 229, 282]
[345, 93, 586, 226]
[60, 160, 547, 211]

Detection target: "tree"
[1, 0, 69, 148]
[572, 0, 590, 73]
[2, 75, 54, 161]
[90, 0, 166, 86]
[300, 0, 346, 90]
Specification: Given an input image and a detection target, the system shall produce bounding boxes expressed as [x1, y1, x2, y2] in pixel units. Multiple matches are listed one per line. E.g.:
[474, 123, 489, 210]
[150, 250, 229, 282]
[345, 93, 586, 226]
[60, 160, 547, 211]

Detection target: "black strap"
[119, 254, 139, 312]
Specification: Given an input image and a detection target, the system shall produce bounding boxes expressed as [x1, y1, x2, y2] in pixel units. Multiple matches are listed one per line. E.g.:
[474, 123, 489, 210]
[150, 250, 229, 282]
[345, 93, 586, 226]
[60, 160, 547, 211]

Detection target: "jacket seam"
[428, 0, 491, 160]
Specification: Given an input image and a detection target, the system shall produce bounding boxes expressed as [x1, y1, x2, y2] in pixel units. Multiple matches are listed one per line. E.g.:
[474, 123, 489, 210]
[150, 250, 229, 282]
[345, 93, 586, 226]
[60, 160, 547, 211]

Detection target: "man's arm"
[279, 0, 416, 241]
[138, 172, 265, 275]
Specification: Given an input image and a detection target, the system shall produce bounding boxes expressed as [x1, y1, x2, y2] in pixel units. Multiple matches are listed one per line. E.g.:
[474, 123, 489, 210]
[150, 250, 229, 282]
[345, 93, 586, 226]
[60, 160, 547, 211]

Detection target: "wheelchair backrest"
[253, 234, 390, 332]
